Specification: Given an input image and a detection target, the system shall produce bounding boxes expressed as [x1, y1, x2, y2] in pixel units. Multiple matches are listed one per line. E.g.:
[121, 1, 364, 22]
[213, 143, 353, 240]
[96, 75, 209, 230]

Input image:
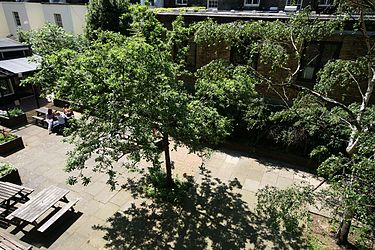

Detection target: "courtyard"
[0, 108, 325, 249]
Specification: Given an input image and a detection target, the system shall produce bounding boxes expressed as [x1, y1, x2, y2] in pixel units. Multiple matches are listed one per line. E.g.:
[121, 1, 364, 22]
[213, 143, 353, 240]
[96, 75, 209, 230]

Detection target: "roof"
[157, 10, 375, 21]
[0, 56, 39, 74]
[0, 38, 30, 50]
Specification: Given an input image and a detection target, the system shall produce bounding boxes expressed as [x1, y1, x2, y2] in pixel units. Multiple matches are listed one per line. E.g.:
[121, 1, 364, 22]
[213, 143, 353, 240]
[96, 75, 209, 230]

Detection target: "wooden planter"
[0, 113, 28, 129]
[0, 136, 25, 157]
[0, 168, 22, 185]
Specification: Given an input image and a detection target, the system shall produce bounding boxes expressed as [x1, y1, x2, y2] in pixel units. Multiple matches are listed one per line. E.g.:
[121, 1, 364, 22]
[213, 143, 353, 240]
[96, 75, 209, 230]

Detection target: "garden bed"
[0, 162, 22, 184]
[0, 135, 24, 157]
[0, 113, 28, 129]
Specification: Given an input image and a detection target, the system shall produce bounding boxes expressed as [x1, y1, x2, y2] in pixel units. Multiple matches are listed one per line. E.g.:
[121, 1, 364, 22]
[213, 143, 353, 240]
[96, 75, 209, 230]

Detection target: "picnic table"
[35, 107, 49, 117]
[0, 233, 32, 250]
[6, 186, 79, 233]
[32, 107, 50, 128]
[0, 181, 33, 215]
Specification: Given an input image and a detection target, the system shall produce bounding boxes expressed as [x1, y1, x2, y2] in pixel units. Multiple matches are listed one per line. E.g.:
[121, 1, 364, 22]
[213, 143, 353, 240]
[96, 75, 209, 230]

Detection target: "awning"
[0, 56, 39, 74]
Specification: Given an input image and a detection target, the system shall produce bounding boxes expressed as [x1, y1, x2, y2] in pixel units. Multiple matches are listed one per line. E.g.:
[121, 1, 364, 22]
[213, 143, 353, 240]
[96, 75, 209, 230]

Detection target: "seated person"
[46, 108, 55, 134]
[63, 104, 74, 118]
[52, 112, 66, 132]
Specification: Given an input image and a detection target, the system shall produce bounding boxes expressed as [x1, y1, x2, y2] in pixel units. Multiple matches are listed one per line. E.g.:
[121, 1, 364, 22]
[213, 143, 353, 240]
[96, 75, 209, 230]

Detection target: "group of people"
[47, 105, 74, 134]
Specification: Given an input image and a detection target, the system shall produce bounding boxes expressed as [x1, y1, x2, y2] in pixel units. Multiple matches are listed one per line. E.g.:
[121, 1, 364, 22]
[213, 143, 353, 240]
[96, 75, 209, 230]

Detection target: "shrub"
[0, 162, 16, 177]
[7, 108, 24, 118]
[0, 130, 17, 144]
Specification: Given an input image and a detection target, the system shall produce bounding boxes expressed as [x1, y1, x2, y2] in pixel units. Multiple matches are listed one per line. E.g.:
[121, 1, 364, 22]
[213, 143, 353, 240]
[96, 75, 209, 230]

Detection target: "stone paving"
[0, 121, 326, 249]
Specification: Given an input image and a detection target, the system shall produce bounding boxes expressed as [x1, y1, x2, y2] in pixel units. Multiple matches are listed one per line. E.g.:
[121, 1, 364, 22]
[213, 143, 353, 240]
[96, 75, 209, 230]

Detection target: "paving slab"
[0, 122, 328, 249]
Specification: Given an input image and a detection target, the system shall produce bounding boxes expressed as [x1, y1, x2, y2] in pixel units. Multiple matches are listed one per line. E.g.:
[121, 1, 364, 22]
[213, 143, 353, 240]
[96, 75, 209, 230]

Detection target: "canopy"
[0, 56, 39, 74]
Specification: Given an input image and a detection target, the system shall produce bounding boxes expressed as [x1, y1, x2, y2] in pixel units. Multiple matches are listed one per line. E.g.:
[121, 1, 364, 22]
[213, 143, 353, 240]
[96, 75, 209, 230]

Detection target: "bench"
[0, 207, 5, 215]
[37, 198, 79, 233]
[32, 116, 48, 128]
[0, 233, 32, 250]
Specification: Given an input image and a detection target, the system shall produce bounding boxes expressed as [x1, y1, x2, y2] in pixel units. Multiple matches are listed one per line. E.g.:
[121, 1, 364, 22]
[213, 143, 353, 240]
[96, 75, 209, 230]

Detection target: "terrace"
[0, 102, 327, 249]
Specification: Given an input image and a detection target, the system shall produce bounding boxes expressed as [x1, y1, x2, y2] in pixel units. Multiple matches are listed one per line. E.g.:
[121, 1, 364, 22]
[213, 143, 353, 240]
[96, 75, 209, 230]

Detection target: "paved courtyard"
[1, 121, 325, 249]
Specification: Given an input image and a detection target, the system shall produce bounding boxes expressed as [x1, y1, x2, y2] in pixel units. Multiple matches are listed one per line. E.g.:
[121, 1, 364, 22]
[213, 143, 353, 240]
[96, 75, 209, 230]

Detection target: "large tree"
[84, 0, 132, 40]
[24, 31, 230, 188]
[192, 10, 374, 245]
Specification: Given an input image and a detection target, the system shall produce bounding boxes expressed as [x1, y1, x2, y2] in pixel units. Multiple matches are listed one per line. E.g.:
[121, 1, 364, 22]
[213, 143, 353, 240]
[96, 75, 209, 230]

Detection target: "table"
[0, 181, 31, 213]
[35, 107, 49, 117]
[6, 186, 69, 224]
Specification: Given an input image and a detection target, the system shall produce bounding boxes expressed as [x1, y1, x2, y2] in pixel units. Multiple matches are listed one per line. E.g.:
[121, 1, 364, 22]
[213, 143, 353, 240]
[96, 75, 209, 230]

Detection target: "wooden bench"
[0, 233, 32, 250]
[0, 207, 5, 215]
[37, 198, 79, 233]
[31, 116, 48, 128]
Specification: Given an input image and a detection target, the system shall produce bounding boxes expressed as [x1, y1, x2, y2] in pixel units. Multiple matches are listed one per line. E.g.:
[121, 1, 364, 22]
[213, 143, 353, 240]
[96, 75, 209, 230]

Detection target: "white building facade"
[0, 2, 87, 37]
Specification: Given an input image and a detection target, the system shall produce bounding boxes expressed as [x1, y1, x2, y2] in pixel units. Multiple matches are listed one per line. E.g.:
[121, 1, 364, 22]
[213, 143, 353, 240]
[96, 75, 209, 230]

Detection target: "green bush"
[0, 162, 16, 177]
[0, 132, 17, 144]
[7, 108, 24, 117]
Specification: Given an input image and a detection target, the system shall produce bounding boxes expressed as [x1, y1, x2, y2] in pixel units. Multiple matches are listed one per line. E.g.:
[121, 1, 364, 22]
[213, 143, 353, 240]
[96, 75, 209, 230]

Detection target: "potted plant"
[0, 162, 22, 184]
[0, 107, 28, 129]
[0, 129, 24, 156]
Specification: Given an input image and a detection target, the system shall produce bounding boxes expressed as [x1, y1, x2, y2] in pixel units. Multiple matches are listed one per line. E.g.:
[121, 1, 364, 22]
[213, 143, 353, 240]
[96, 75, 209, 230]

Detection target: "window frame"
[175, 0, 187, 6]
[298, 41, 342, 82]
[12, 12, 21, 27]
[318, 0, 334, 6]
[244, 0, 260, 7]
[285, 0, 303, 7]
[0, 79, 15, 97]
[53, 13, 63, 28]
[207, 0, 219, 9]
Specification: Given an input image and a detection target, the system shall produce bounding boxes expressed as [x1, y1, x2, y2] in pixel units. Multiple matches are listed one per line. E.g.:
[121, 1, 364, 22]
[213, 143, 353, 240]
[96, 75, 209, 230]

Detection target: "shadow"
[19, 210, 83, 248]
[217, 144, 318, 175]
[95, 167, 307, 249]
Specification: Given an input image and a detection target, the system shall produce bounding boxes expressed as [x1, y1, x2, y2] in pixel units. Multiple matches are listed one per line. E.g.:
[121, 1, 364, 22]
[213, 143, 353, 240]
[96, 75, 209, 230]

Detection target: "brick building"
[164, 0, 335, 13]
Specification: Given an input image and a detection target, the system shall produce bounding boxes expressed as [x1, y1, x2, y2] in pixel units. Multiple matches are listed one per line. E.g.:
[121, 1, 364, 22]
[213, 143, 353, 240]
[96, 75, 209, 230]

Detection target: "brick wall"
[163, 0, 327, 11]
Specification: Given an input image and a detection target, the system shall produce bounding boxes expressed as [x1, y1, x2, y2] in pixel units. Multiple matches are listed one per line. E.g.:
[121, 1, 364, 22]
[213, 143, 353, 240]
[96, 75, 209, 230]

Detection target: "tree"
[24, 32, 230, 188]
[85, 0, 132, 40]
[18, 23, 86, 55]
[192, 10, 374, 245]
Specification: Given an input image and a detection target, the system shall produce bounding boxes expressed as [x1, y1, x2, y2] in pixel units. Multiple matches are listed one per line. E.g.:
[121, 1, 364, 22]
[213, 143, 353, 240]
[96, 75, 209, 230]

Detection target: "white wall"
[42, 4, 74, 33]
[0, 2, 87, 37]
[70, 5, 87, 35]
[25, 3, 44, 30]
[2, 2, 31, 36]
[0, 5, 10, 37]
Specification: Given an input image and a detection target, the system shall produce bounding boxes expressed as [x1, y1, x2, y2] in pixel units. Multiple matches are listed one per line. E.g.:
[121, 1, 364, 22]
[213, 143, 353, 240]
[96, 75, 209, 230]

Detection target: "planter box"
[0, 113, 28, 129]
[0, 136, 25, 157]
[0, 168, 22, 185]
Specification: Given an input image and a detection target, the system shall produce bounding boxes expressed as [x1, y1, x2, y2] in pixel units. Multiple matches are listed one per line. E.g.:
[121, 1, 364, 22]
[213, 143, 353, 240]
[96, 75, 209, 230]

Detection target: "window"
[12, 12, 21, 26]
[208, 0, 218, 9]
[0, 79, 14, 96]
[285, 0, 303, 8]
[318, 0, 334, 6]
[175, 0, 187, 5]
[244, 0, 260, 6]
[54, 13, 63, 28]
[299, 42, 341, 81]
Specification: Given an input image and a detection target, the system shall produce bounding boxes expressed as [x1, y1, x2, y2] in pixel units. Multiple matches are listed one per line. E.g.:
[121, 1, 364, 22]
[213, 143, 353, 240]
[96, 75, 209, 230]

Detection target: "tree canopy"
[24, 31, 230, 187]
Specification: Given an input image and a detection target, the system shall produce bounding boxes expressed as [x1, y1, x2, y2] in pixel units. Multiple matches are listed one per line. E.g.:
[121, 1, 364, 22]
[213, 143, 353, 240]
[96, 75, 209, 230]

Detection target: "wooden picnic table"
[6, 186, 79, 232]
[0, 182, 33, 214]
[35, 107, 49, 117]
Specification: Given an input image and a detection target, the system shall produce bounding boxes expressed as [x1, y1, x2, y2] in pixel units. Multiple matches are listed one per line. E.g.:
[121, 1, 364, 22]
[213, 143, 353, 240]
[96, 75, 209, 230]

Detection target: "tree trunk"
[163, 134, 173, 186]
[336, 211, 352, 245]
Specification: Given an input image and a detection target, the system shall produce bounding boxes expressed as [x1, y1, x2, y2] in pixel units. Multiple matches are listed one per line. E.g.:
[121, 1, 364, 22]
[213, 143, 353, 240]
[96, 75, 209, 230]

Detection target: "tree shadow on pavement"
[94, 166, 307, 249]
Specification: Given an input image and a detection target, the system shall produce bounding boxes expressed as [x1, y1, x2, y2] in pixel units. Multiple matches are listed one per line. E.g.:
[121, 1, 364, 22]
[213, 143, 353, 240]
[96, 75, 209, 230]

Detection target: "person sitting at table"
[52, 112, 67, 133]
[46, 108, 55, 134]
[63, 104, 74, 118]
